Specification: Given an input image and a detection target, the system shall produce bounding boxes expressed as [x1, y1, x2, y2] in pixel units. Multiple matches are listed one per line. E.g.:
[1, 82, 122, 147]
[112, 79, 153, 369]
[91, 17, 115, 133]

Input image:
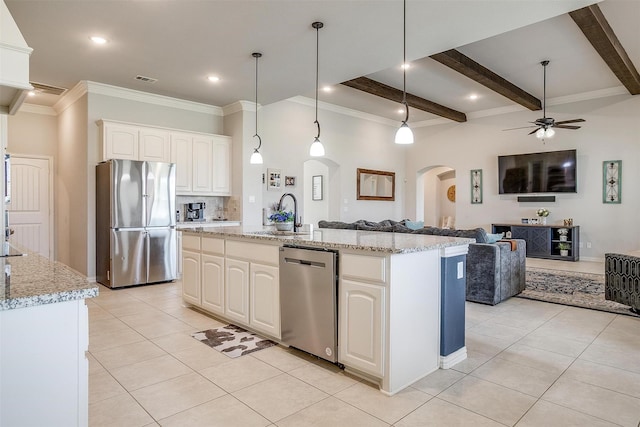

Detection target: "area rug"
[519, 267, 639, 318]
[192, 324, 276, 358]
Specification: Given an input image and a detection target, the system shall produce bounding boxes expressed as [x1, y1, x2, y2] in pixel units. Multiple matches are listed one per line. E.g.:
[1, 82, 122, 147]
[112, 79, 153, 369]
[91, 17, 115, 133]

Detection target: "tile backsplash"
[176, 195, 240, 222]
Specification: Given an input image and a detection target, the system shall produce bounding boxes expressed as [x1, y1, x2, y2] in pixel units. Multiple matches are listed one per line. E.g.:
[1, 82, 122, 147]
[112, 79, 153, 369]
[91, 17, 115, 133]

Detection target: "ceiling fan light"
[310, 138, 325, 157]
[536, 128, 546, 139]
[544, 128, 555, 138]
[395, 122, 414, 144]
[250, 149, 263, 164]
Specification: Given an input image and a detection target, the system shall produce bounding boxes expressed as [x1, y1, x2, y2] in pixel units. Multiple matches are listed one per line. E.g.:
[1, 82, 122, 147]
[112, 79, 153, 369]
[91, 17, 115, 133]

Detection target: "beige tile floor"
[88, 259, 640, 426]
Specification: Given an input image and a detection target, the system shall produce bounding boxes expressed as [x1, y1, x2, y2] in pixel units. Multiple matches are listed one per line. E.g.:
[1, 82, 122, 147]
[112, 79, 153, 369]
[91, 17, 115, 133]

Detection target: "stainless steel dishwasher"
[280, 245, 338, 363]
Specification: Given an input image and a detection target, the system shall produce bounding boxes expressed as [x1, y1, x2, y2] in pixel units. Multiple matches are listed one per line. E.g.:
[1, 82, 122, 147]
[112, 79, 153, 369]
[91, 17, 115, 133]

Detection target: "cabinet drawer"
[226, 240, 279, 265]
[341, 253, 386, 284]
[202, 237, 225, 255]
[182, 234, 201, 251]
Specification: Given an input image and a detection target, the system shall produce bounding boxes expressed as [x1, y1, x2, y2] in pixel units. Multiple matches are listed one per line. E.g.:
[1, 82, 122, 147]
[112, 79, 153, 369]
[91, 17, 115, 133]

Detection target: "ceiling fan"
[505, 60, 585, 139]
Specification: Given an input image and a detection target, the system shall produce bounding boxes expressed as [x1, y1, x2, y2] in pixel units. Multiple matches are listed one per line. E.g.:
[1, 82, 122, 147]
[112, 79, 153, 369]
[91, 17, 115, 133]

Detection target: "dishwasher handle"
[283, 257, 326, 268]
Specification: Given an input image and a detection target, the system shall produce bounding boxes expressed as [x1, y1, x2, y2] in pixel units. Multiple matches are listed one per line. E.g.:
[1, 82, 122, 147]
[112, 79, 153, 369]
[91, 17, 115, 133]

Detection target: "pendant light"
[249, 52, 264, 164]
[309, 21, 325, 157]
[395, 0, 414, 145]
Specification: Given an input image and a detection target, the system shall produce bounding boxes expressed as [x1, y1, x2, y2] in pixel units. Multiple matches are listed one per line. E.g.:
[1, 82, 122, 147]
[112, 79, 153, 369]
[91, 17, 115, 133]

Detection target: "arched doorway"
[416, 165, 456, 227]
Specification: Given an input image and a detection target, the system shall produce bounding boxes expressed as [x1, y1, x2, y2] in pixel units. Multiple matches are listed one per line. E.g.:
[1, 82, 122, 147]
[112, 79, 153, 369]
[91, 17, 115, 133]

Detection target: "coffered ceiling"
[6, 0, 639, 124]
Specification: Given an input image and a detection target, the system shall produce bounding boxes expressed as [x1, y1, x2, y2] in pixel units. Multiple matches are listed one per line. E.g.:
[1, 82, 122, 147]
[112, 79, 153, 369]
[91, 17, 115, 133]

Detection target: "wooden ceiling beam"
[569, 4, 640, 95]
[430, 49, 542, 111]
[341, 77, 467, 123]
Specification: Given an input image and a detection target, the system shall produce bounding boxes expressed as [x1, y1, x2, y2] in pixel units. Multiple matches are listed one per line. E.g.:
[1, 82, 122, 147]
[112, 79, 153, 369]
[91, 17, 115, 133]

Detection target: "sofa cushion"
[486, 232, 505, 244]
[356, 223, 395, 232]
[404, 220, 424, 230]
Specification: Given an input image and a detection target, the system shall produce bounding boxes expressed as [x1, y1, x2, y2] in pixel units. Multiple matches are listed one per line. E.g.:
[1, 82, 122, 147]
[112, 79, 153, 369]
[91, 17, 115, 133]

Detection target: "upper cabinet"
[99, 119, 231, 196]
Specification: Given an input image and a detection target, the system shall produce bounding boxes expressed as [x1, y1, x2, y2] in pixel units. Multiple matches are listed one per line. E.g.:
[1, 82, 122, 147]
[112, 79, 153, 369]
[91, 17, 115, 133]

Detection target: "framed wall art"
[267, 168, 282, 191]
[285, 176, 296, 187]
[471, 169, 483, 204]
[603, 160, 621, 203]
[312, 175, 323, 201]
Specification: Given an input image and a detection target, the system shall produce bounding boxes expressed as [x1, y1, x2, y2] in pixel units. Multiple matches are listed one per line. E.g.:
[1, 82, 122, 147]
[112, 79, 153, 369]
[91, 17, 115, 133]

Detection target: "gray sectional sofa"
[318, 219, 527, 305]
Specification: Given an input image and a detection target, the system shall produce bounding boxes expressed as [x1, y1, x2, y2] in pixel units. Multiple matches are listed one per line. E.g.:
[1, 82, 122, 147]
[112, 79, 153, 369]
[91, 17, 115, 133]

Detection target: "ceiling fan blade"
[528, 127, 542, 135]
[503, 125, 537, 131]
[554, 119, 585, 125]
[554, 125, 581, 130]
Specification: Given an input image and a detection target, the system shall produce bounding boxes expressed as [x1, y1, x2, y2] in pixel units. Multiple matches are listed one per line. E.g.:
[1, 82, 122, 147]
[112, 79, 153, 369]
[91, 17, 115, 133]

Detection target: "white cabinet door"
[102, 122, 139, 160]
[192, 135, 214, 194]
[202, 253, 225, 315]
[339, 278, 385, 378]
[170, 133, 193, 194]
[182, 249, 201, 306]
[225, 258, 250, 326]
[139, 128, 171, 162]
[250, 263, 280, 338]
[211, 136, 231, 195]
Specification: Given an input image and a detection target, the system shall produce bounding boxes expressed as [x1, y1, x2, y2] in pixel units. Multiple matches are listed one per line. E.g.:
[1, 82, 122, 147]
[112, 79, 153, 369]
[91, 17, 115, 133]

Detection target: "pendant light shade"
[395, 0, 414, 145]
[250, 52, 264, 164]
[395, 119, 414, 144]
[310, 21, 325, 157]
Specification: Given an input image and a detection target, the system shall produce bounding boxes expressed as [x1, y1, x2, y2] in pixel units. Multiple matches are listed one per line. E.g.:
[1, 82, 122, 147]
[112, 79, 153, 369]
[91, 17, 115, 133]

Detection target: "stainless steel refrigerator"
[96, 159, 177, 288]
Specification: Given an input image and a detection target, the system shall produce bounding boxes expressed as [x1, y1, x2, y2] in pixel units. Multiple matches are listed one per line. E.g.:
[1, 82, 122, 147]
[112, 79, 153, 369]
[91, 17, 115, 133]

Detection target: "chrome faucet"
[277, 193, 301, 232]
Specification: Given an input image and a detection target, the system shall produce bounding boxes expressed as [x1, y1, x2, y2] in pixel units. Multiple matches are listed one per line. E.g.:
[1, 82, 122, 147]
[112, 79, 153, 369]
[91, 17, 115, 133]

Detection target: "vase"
[560, 249, 569, 257]
[559, 235, 567, 242]
[275, 222, 293, 231]
[539, 217, 547, 225]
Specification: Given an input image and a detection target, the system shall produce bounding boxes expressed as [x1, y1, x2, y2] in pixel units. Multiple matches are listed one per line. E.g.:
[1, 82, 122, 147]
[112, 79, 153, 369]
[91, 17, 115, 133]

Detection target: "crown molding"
[222, 100, 256, 115]
[54, 80, 223, 116]
[288, 96, 397, 126]
[53, 80, 87, 114]
[18, 103, 57, 116]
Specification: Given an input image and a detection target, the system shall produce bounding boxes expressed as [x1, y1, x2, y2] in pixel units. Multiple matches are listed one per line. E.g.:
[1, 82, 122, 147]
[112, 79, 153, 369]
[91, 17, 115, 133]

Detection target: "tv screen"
[498, 149, 577, 194]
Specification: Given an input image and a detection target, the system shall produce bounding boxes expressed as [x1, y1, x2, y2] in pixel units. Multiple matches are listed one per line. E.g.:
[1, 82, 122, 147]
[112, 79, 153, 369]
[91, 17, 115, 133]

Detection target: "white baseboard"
[440, 346, 467, 369]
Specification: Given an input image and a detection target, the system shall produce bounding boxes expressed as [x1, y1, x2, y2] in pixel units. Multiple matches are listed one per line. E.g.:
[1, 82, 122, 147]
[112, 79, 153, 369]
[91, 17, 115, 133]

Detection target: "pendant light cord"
[253, 52, 262, 150]
[402, 0, 409, 123]
[313, 22, 323, 140]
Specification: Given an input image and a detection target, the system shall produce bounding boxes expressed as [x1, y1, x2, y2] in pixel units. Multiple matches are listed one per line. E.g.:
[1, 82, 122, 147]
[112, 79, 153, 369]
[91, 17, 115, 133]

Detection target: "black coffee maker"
[185, 202, 205, 221]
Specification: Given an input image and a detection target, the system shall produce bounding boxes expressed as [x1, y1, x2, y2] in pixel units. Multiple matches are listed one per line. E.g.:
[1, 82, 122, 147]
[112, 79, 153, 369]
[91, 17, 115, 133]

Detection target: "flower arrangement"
[558, 228, 569, 236]
[536, 208, 550, 217]
[268, 210, 294, 223]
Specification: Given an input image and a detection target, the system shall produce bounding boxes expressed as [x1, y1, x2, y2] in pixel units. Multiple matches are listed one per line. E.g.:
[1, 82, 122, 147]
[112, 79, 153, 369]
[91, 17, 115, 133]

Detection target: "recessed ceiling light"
[397, 109, 405, 114]
[89, 36, 108, 45]
[207, 76, 220, 83]
[28, 91, 36, 97]
[468, 94, 479, 100]
[401, 63, 410, 70]
[322, 86, 332, 92]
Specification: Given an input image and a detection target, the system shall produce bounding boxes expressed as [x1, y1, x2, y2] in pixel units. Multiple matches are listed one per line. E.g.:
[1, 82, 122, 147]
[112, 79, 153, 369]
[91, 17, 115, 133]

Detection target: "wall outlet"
[587, 242, 592, 248]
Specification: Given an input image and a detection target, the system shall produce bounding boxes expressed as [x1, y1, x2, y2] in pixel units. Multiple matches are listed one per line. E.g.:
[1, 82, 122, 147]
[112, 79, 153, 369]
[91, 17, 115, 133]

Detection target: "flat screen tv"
[498, 149, 577, 194]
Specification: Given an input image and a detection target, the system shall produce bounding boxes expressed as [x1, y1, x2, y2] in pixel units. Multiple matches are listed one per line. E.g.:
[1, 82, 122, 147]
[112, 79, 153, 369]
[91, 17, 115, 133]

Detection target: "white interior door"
[8, 156, 51, 259]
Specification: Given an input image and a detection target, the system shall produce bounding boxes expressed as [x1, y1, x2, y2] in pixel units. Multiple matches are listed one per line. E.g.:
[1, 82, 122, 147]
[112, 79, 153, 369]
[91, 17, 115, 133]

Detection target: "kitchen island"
[0, 247, 98, 427]
[179, 226, 471, 395]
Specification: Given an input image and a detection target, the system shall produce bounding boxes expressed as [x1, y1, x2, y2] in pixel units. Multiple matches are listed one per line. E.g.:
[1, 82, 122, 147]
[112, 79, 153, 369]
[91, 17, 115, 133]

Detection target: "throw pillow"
[486, 232, 504, 244]
[404, 220, 424, 230]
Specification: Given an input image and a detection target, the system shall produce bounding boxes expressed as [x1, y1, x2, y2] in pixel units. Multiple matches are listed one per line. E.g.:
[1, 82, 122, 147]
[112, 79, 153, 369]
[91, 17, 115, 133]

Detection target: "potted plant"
[268, 209, 294, 231]
[536, 208, 550, 225]
[558, 228, 569, 241]
[557, 242, 571, 257]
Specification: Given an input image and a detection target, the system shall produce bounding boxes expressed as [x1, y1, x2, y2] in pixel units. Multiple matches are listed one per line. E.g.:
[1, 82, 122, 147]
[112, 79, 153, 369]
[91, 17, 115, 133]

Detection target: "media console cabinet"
[492, 223, 580, 261]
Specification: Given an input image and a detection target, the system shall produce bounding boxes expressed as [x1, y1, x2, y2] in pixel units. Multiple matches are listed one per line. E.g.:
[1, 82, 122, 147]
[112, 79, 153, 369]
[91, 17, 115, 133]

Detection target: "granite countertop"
[177, 220, 241, 228]
[180, 226, 473, 254]
[0, 249, 98, 311]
